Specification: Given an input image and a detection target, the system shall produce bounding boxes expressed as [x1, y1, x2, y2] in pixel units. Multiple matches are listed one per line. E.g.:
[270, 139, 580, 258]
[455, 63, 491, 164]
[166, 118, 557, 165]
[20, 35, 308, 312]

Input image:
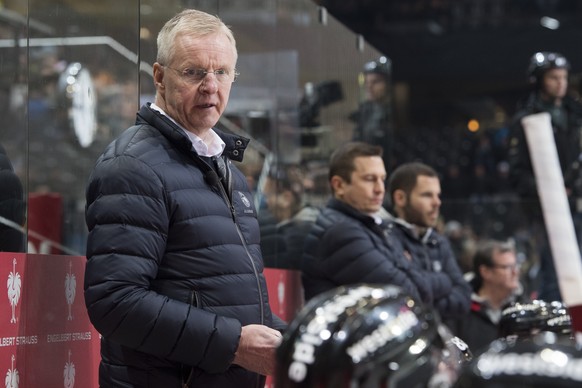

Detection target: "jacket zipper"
[214, 157, 265, 325]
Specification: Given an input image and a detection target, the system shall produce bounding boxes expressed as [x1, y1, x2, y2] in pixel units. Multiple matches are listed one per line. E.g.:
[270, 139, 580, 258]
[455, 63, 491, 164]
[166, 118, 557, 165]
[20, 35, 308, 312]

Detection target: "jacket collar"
[136, 103, 249, 162]
[328, 198, 365, 219]
[327, 198, 386, 233]
[392, 216, 434, 243]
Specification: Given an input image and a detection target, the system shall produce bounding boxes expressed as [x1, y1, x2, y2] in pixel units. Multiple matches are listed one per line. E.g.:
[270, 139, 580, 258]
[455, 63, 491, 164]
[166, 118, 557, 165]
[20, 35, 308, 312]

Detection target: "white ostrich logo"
[65, 262, 76, 321]
[7, 259, 21, 324]
[5, 354, 19, 388]
[63, 350, 75, 388]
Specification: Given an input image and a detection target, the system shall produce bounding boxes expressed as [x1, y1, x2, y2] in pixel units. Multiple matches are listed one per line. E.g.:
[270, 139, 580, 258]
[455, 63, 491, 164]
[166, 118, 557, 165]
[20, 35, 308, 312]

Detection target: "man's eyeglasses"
[490, 263, 520, 271]
[163, 66, 239, 84]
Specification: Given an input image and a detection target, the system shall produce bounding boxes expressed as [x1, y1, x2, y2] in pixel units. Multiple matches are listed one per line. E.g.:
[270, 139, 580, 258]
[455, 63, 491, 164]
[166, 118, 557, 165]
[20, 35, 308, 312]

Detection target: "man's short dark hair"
[472, 239, 516, 291]
[328, 142, 383, 185]
[388, 162, 438, 200]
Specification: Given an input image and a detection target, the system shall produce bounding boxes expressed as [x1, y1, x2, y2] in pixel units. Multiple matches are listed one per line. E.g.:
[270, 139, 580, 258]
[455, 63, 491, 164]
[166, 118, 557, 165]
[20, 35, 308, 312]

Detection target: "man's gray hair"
[156, 9, 237, 66]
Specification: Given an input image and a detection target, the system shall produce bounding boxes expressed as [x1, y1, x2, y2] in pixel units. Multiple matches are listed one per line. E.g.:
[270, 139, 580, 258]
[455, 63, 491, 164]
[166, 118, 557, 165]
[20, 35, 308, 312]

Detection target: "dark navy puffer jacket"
[390, 218, 471, 321]
[301, 198, 432, 303]
[85, 104, 284, 388]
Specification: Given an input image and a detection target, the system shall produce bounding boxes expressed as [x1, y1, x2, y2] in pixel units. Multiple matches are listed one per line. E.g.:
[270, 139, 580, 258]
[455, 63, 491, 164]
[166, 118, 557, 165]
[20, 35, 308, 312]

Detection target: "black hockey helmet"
[275, 283, 466, 388]
[527, 51, 570, 85]
[499, 300, 572, 340]
[454, 331, 582, 388]
[363, 56, 392, 77]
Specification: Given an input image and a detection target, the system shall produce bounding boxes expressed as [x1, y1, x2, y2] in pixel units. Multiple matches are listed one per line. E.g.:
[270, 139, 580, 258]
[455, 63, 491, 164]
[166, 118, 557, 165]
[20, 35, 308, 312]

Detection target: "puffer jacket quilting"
[301, 198, 432, 303]
[84, 104, 280, 388]
[390, 219, 471, 321]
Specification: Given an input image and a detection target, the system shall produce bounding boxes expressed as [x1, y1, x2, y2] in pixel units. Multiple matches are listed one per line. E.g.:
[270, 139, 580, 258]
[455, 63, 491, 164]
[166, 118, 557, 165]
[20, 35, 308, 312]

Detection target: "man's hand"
[232, 324, 283, 376]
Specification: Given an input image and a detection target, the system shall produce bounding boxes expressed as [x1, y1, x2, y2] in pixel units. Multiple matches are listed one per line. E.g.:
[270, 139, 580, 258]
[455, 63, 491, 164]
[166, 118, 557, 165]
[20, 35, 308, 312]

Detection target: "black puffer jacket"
[301, 198, 432, 303]
[85, 104, 284, 388]
[390, 219, 471, 321]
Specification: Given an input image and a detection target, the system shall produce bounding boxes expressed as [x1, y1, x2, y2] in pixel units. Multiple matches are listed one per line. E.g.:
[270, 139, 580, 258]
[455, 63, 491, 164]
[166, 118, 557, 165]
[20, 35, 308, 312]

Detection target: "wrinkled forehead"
[173, 32, 236, 62]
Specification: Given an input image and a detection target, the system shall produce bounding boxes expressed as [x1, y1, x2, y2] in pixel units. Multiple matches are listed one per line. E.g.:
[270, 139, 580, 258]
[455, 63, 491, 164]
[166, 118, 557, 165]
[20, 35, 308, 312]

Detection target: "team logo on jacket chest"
[238, 191, 252, 209]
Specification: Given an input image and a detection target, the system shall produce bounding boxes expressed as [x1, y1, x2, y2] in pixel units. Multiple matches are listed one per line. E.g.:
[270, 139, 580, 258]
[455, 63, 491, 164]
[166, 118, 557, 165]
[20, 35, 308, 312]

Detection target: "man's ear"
[393, 189, 406, 207]
[153, 63, 165, 89]
[330, 175, 344, 197]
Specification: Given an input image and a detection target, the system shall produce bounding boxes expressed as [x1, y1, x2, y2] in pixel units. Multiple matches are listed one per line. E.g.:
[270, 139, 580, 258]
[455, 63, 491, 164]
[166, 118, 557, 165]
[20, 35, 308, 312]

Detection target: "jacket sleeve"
[313, 221, 429, 303]
[431, 237, 471, 318]
[84, 154, 241, 373]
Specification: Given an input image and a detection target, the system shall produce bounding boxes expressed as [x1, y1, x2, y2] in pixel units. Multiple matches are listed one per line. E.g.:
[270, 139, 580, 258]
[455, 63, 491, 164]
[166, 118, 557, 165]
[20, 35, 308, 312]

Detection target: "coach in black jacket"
[85, 9, 284, 388]
[301, 142, 432, 304]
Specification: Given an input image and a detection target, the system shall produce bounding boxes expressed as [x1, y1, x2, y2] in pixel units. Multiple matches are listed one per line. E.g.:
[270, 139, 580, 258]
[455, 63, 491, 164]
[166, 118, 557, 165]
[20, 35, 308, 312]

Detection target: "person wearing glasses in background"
[84, 9, 285, 388]
[448, 239, 525, 354]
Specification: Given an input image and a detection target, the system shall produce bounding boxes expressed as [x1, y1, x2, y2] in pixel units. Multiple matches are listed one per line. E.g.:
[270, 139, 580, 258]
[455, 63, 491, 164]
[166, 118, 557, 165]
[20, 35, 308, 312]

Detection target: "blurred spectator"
[473, 133, 497, 176]
[494, 160, 514, 199]
[349, 56, 394, 169]
[470, 163, 495, 201]
[259, 165, 319, 269]
[448, 239, 524, 354]
[444, 220, 477, 274]
[441, 163, 470, 200]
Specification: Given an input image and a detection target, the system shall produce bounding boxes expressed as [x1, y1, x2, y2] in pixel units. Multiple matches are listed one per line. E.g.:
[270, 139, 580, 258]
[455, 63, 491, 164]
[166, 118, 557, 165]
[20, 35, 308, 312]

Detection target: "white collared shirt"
[150, 103, 225, 157]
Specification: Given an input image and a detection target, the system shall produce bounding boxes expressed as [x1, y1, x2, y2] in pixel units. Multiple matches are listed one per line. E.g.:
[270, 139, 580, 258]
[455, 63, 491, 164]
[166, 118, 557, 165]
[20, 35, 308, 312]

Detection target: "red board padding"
[569, 304, 582, 343]
[264, 268, 305, 388]
[0, 255, 305, 388]
[27, 193, 63, 254]
[0, 253, 99, 387]
[4, 253, 577, 385]
[264, 268, 304, 323]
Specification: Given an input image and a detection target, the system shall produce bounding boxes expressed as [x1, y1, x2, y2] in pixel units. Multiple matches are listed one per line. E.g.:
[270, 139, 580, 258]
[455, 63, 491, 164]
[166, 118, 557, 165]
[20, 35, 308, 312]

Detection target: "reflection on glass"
[0, 143, 26, 252]
[259, 164, 320, 270]
[349, 56, 394, 169]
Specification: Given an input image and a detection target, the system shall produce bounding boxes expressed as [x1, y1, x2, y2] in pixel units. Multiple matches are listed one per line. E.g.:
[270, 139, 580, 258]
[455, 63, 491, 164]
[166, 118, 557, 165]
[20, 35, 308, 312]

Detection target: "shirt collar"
[150, 103, 225, 157]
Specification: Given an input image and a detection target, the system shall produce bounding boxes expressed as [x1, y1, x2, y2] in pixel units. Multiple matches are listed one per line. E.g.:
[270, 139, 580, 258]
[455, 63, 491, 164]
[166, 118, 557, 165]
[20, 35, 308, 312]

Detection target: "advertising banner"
[0, 253, 302, 387]
[0, 253, 99, 387]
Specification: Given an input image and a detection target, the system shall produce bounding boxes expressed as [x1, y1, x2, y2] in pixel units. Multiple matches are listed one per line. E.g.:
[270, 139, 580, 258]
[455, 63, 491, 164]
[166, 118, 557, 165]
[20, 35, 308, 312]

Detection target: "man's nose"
[199, 75, 219, 93]
[375, 179, 385, 192]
